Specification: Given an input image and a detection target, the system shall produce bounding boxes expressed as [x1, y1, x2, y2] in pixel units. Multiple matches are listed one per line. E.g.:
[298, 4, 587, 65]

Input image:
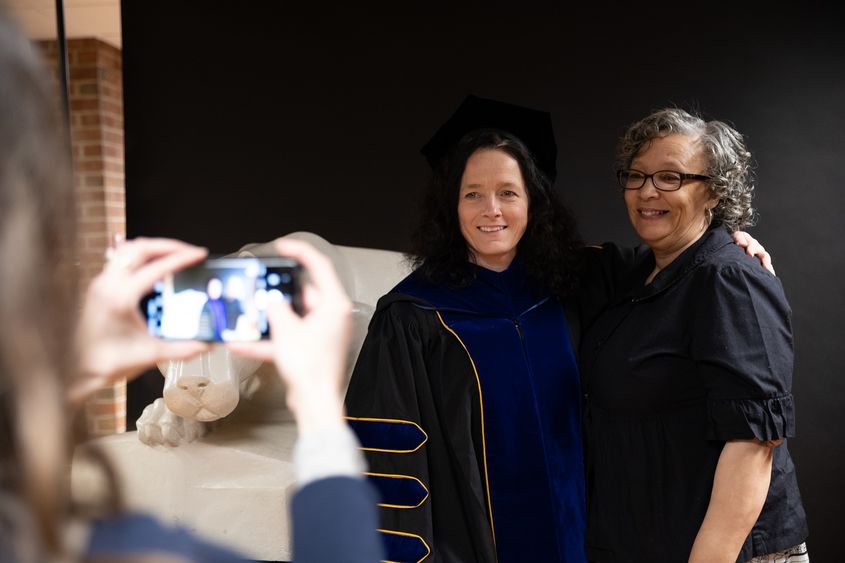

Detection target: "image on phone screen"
[142, 257, 302, 342]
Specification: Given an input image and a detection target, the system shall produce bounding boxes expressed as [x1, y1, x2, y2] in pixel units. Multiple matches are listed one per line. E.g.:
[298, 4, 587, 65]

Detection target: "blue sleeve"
[291, 476, 384, 563]
[87, 512, 246, 562]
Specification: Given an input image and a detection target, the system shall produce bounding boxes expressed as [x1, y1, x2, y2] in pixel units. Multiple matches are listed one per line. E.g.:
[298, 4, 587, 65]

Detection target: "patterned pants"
[746, 542, 809, 563]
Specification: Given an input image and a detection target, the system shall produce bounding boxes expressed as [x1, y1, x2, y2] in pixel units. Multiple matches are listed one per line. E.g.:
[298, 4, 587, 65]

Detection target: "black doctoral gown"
[344, 259, 587, 563]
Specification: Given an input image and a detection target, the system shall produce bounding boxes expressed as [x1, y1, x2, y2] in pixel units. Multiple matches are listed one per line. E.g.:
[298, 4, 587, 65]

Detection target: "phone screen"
[142, 256, 302, 342]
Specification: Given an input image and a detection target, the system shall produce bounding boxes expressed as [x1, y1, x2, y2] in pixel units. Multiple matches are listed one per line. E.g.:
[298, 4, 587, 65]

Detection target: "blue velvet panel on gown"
[394, 259, 586, 563]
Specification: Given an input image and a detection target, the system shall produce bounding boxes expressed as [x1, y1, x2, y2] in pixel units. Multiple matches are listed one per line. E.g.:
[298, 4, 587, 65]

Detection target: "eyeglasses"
[617, 169, 712, 192]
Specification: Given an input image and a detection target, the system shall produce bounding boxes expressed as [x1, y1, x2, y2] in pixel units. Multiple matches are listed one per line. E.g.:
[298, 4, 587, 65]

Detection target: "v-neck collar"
[628, 225, 734, 302]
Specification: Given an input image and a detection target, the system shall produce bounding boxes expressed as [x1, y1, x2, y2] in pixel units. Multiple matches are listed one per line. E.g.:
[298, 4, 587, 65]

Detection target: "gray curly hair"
[616, 108, 755, 231]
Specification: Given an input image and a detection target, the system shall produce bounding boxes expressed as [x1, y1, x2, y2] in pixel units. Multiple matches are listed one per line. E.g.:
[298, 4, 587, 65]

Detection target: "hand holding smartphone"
[224, 237, 353, 431]
[142, 256, 303, 342]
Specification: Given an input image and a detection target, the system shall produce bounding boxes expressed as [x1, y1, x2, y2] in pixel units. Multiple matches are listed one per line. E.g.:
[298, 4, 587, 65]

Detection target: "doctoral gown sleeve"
[344, 298, 497, 563]
[691, 263, 796, 442]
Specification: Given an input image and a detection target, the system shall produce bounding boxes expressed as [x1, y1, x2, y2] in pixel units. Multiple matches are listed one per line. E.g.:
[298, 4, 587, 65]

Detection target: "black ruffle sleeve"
[692, 262, 797, 442]
[706, 393, 796, 441]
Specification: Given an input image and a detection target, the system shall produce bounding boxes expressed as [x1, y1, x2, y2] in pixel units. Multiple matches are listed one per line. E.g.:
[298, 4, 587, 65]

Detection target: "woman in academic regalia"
[344, 95, 589, 563]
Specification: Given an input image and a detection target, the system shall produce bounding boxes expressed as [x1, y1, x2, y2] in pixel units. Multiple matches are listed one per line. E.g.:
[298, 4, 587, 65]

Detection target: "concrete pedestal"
[72, 422, 299, 561]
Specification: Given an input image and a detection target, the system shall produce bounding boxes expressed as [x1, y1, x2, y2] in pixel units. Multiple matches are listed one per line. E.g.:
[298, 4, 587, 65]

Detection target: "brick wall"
[39, 38, 127, 437]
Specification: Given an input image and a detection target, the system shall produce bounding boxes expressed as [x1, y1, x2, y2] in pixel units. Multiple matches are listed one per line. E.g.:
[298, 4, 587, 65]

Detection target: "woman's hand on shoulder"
[70, 237, 210, 406]
[731, 231, 775, 275]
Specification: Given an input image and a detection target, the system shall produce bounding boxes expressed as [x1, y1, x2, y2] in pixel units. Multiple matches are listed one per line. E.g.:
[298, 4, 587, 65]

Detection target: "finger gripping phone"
[142, 256, 303, 342]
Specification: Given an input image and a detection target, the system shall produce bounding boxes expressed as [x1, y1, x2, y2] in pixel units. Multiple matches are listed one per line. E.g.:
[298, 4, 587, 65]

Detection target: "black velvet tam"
[420, 94, 558, 182]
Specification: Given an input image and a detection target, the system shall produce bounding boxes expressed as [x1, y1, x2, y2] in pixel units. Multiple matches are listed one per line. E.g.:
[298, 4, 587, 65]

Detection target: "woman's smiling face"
[458, 148, 529, 272]
[624, 133, 717, 259]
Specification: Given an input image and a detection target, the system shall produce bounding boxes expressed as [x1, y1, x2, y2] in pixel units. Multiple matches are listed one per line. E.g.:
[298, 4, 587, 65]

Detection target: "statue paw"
[137, 398, 209, 446]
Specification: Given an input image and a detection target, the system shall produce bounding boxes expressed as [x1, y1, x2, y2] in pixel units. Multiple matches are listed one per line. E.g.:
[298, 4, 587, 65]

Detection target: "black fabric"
[573, 244, 647, 353]
[346, 295, 498, 562]
[340, 244, 638, 563]
[579, 226, 808, 562]
[389, 262, 587, 562]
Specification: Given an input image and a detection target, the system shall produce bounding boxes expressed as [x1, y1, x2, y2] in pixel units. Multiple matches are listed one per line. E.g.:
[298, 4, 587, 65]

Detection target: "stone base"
[72, 422, 299, 561]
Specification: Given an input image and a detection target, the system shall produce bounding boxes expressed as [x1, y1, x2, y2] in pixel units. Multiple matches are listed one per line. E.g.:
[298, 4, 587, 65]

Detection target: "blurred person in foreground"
[0, 9, 382, 563]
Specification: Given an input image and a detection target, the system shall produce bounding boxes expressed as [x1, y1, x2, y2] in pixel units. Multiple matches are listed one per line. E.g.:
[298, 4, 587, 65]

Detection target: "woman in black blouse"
[581, 109, 809, 563]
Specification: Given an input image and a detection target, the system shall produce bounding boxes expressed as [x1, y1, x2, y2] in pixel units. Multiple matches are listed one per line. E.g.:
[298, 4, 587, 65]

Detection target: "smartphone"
[142, 256, 303, 342]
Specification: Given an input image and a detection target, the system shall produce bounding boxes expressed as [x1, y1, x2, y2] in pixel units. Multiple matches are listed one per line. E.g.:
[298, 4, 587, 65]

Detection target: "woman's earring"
[705, 206, 713, 225]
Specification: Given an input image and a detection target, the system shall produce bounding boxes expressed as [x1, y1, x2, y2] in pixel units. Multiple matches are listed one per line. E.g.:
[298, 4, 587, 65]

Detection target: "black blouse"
[580, 226, 808, 563]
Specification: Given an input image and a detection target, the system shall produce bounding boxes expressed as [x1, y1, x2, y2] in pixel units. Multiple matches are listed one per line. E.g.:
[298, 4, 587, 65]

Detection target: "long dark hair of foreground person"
[410, 129, 583, 298]
[0, 11, 122, 563]
[0, 10, 78, 556]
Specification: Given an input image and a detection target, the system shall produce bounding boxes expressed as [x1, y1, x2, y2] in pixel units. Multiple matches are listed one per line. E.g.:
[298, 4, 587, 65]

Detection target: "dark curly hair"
[409, 129, 583, 298]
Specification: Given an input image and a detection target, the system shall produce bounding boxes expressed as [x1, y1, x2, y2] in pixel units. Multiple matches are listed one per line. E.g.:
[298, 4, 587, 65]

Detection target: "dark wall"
[122, 2, 844, 558]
